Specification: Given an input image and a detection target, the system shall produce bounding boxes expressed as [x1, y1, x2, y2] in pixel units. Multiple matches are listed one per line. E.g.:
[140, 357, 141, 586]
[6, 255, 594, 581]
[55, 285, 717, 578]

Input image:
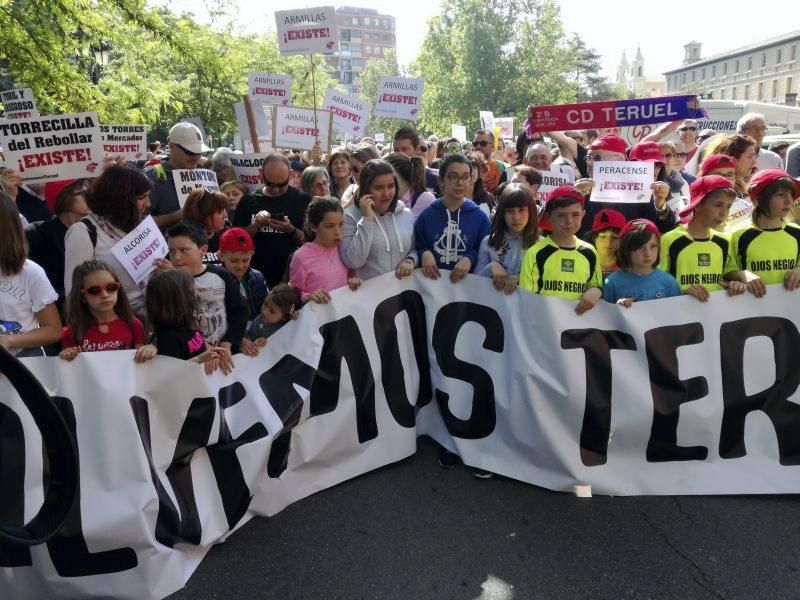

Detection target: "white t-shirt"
[0, 260, 58, 354]
[756, 149, 784, 171]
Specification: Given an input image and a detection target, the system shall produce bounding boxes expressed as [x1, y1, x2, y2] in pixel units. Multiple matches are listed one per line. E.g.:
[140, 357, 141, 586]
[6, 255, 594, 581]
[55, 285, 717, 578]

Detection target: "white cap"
[168, 122, 211, 154]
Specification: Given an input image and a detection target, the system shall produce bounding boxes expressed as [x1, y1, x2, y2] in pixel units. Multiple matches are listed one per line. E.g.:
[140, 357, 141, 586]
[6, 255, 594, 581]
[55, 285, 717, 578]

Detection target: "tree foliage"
[569, 35, 624, 103]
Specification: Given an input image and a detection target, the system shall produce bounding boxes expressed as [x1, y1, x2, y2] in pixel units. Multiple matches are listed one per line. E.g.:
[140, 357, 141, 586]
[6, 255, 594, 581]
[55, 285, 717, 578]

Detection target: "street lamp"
[92, 41, 110, 67]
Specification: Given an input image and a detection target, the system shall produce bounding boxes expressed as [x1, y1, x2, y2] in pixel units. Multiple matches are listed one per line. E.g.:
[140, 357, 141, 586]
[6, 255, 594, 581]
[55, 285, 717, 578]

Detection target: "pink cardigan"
[289, 242, 351, 301]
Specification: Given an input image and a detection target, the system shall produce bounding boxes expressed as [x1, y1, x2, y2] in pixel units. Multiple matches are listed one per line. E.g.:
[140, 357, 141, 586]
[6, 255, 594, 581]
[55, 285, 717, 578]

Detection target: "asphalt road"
[171, 436, 800, 600]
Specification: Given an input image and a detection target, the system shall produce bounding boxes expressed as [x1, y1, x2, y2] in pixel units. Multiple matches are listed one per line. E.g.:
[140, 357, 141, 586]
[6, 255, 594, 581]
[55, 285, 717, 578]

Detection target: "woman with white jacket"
[340, 159, 417, 280]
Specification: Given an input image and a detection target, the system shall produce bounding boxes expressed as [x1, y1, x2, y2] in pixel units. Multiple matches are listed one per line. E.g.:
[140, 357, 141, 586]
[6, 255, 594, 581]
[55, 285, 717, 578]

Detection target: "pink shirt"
[289, 242, 350, 301]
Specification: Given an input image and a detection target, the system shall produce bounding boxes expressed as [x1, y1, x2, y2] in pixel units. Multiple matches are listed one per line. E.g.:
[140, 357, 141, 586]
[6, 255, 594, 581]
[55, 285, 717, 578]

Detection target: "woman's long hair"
[488, 183, 538, 250]
[86, 165, 151, 233]
[0, 192, 26, 276]
[353, 159, 400, 213]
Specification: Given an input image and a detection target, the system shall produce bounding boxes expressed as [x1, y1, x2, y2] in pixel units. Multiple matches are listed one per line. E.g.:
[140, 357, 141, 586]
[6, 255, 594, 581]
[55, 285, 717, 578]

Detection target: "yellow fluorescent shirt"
[729, 222, 800, 285]
[520, 236, 602, 300]
[659, 225, 736, 292]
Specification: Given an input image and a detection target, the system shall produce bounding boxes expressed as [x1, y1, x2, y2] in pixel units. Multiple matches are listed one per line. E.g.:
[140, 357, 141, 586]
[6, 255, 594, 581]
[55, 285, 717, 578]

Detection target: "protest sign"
[275, 6, 337, 56]
[374, 77, 424, 120]
[99, 125, 147, 162]
[248, 73, 292, 106]
[451, 124, 467, 142]
[172, 168, 219, 208]
[272, 105, 333, 151]
[374, 133, 385, 142]
[0, 112, 104, 184]
[479, 111, 495, 130]
[322, 89, 370, 135]
[529, 95, 707, 132]
[591, 161, 654, 204]
[4, 273, 800, 600]
[234, 99, 273, 153]
[0, 88, 38, 120]
[229, 153, 267, 192]
[495, 117, 514, 138]
[532, 170, 571, 205]
[109, 216, 167, 284]
[723, 197, 754, 232]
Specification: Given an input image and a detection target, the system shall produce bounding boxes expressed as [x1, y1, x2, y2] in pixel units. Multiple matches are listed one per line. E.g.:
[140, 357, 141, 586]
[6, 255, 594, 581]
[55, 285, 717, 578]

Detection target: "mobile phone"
[270, 212, 286, 220]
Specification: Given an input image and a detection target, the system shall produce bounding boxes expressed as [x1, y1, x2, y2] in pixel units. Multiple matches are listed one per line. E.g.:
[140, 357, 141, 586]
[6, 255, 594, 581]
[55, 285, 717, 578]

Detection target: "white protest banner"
[374, 76, 424, 120]
[273, 105, 333, 151]
[322, 89, 371, 135]
[172, 168, 219, 208]
[109, 216, 168, 284]
[234, 99, 273, 153]
[229, 153, 267, 192]
[4, 273, 800, 600]
[248, 72, 292, 106]
[532, 170, 571, 205]
[495, 117, 514, 138]
[374, 133, 385, 142]
[479, 111, 495, 130]
[99, 125, 147, 162]
[591, 161, 654, 203]
[0, 112, 103, 184]
[275, 6, 337, 56]
[451, 124, 467, 142]
[0, 88, 38, 120]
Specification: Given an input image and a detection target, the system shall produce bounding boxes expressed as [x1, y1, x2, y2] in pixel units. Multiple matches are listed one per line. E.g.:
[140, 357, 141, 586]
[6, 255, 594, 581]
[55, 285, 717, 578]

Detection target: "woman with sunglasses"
[643, 119, 700, 162]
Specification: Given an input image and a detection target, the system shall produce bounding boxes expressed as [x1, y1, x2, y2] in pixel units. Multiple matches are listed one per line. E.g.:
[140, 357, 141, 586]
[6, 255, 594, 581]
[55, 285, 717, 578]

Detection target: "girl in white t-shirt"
[0, 192, 62, 356]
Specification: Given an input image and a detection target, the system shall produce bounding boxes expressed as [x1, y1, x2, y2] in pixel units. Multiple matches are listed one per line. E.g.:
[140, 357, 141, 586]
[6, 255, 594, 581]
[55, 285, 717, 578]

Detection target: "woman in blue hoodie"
[414, 154, 491, 283]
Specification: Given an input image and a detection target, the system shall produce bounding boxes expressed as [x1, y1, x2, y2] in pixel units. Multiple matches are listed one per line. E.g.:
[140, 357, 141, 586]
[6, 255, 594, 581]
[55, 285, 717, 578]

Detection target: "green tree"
[356, 48, 419, 139]
[569, 35, 623, 102]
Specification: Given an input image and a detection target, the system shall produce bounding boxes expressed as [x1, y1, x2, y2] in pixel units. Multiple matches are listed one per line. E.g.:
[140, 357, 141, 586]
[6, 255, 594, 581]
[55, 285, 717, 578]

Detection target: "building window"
[365, 45, 372, 53]
[712, 65, 716, 77]
[382, 19, 389, 28]
[732, 87, 737, 100]
[363, 32, 370, 40]
[681, 72, 686, 84]
[352, 17, 358, 24]
[721, 88, 726, 99]
[723, 62, 728, 75]
[691, 70, 696, 82]
[341, 43, 349, 52]
[373, 18, 379, 26]
[363, 17, 369, 25]
[350, 44, 360, 52]
[758, 82, 764, 100]
[701, 67, 706, 79]
[762, 53, 767, 67]
[773, 79, 779, 99]
[735, 59, 739, 72]
[744, 84, 750, 100]
[788, 77, 794, 93]
[748, 56, 752, 70]
[351, 29, 361, 38]
[351, 58, 362, 67]
[777, 49, 782, 63]
[792, 46, 797, 61]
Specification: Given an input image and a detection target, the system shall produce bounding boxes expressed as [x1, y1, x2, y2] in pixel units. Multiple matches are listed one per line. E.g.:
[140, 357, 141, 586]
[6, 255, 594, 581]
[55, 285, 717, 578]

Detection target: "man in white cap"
[145, 121, 211, 229]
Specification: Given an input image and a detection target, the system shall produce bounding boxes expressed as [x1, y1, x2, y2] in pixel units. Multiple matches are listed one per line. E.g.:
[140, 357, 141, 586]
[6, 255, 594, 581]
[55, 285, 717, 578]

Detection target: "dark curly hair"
[86, 165, 151, 233]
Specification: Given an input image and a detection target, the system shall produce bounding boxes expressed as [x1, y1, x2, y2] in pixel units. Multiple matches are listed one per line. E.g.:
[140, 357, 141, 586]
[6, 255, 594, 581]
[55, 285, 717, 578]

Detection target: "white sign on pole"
[532, 170, 571, 205]
[591, 161, 655, 203]
[495, 117, 514, 138]
[234, 100, 273, 153]
[0, 88, 38, 120]
[109, 216, 168, 284]
[479, 111, 495, 130]
[248, 73, 293, 106]
[451, 124, 467, 142]
[374, 133, 385, 142]
[322, 89, 371, 135]
[374, 77, 424, 120]
[275, 6, 337, 56]
[272, 105, 333, 151]
[172, 168, 219, 208]
[229, 153, 267, 192]
[99, 125, 147, 162]
[0, 112, 104, 184]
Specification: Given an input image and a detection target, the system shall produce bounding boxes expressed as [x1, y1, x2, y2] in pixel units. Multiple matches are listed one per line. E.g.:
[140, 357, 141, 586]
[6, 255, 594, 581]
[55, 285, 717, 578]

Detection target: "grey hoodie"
[340, 199, 418, 280]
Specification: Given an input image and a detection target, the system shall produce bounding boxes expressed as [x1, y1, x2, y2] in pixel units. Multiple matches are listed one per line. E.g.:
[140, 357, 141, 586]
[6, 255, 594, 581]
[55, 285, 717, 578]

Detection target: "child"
[240, 284, 302, 356]
[289, 196, 362, 304]
[726, 169, 800, 294]
[220, 181, 248, 217]
[414, 154, 491, 283]
[602, 220, 681, 306]
[218, 227, 268, 319]
[588, 208, 626, 277]
[520, 186, 604, 315]
[659, 175, 745, 302]
[475, 183, 539, 294]
[146, 270, 227, 370]
[165, 221, 247, 352]
[60, 260, 156, 362]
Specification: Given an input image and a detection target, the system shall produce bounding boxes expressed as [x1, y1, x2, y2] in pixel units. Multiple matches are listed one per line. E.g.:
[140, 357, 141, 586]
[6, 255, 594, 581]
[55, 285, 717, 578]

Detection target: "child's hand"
[421, 251, 440, 280]
[134, 344, 157, 363]
[58, 346, 81, 361]
[685, 284, 710, 302]
[395, 257, 415, 279]
[576, 287, 602, 315]
[490, 262, 508, 291]
[347, 277, 363, 291]
[217, 344, 234, 375]
[450, 257, 471, 283]
[616, 297, 634, 308]
[726, 280, 747, 296]
[240, 338, 261, 357]
[254, 337, 268, 347]
[746, 276, 767, 297]
[308, 289, 331, 303]
[154, 258, 174, 271]
[289, 305, 300, 320]
[785, 268, 800, 291]
[204, 357, 219, 375]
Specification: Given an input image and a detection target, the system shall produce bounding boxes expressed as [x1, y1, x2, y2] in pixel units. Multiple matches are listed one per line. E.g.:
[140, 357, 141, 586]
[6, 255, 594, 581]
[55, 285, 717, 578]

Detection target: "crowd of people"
[1, 112, 800, 474]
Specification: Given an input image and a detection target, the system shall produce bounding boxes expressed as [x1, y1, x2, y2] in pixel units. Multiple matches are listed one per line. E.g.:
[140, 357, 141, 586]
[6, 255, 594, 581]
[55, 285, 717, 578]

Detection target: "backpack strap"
[79, 217, 97, 248]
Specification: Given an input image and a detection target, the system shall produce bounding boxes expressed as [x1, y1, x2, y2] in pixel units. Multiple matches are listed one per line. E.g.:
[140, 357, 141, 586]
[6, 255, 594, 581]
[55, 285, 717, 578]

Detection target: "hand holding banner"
[591, 161, 655, 204]
[109, 216, 168, 284]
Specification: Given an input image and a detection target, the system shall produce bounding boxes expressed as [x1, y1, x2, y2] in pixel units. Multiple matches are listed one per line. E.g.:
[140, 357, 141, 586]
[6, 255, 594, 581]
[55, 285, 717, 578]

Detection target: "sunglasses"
[176, 145, 201, 157]
[264, 178, 290, 188]
[82, 282, 121, 296]
[678, 127, 697, 132]
[472, 140, 490, 147]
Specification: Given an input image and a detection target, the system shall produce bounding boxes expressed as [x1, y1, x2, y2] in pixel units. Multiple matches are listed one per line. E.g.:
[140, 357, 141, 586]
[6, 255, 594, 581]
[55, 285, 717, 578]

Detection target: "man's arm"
[642, 120, 682, 143]
[545, 131, 578, 162]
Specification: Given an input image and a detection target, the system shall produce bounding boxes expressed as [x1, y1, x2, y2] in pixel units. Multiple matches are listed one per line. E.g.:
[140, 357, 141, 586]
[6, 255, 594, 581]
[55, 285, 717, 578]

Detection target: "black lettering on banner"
[432, 302, 502, 439]
[131, 395, 215, 548]
[561, 329, 637, 466]
[644, 324, 709, 462]
[373, 291, 432, 428]
[309, 317, 378, 443]
[46, 396, 138, 576]
[206, 382, 268, 530]
[719, 317, 800, 464]
[259, 355, 317, 478]
[0, 403, 30, 567]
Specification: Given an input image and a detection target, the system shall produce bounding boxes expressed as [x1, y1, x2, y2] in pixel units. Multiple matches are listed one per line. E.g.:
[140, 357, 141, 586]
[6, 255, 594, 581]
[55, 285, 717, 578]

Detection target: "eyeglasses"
[744, 126, 768, 133]
[82, 282, 121, 296]
[176, 145, 201, 157]
[678, 127, 697, 132]
[472, 140, 490, 147]
[264, 178, 290, 188]
[587, 154, 602, 161]
[445, 173, 472, 184]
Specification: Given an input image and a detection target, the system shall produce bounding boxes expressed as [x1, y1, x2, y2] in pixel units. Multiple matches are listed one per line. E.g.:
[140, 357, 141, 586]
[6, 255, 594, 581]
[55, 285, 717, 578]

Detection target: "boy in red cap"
[726, 169, 800, 294]
[217, 227, 268, 323]
[520, 185, 603, 314]
[588, 208, 626, 277]
[658, 175, 745, 302]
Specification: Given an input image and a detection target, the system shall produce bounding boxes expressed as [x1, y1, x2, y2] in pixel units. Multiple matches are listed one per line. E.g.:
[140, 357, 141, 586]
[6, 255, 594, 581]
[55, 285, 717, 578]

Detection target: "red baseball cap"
[545, 185, 585, 207]
[700, 153, 737, 176]
[538, 212, 552, 233]
[748, 168, 800, 201]
[43, 179, 78, 213]
[629, 141, 666, 164]
[591, 209, 627, 233]
[620, 218, 661, 239]
[590, 134, 628, 155]
[219, 227, 254, 252]
[679, 175, 736, 223]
